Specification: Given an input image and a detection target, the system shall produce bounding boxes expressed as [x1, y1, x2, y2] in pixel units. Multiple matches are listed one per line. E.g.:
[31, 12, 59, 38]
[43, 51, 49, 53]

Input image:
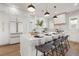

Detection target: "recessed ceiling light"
[9, 5, 19, 15]
[74, 3, 78, 6]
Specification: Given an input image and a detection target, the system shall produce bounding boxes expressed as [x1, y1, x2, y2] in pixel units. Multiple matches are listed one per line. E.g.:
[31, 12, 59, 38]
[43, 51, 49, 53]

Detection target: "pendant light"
[53, 6, 57, 19]
[27, 4, 35, 12]
[53, 15, 57, 18]
[44, 4, 50, 17]
[44, 11, 50, 17]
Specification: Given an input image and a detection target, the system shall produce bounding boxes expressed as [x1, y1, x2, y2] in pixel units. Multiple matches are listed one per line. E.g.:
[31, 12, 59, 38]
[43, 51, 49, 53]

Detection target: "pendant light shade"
[53, 15, 57, 19]
[53, 15, 57, 18]
[44, 11, 50, 16]
[27, 4, 35, 12]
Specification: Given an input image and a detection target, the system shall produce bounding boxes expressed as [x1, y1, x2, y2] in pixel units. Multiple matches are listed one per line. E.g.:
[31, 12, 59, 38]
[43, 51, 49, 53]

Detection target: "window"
[69, 17, 78, 30]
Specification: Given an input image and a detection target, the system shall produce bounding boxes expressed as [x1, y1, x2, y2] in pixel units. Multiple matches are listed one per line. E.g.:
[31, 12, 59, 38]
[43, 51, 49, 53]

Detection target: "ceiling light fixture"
[27, 4, 35, 12]
[74, 3, 78, 6]
[44, 11, 50, 17]
[9, 5, 18, 15]
[53, 15, 57, 18]
[44, 4, 50, 17]
[53, 6, 57, 19]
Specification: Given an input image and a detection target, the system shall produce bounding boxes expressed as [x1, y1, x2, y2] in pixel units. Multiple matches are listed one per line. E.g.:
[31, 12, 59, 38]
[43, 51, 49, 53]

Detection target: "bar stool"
[35, 43, 53, 56]
[58, 36, 65, 55]
[52, 38, 65, 56]
[64, 35, 70, 51]
[35, 40, 59, 56]
[58, 35, 70, 55]
[52, 36, 65, 56]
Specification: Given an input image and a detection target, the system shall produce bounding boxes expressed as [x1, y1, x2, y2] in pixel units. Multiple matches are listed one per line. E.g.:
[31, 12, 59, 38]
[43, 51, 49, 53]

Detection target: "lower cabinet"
[9, 33, 20, 44]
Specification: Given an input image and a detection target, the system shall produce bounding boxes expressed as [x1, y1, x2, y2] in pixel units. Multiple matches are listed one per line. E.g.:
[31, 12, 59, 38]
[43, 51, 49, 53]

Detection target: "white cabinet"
[0, 32, 9, 45]
[9, 22, 16, 33]
[9, 33, 20, 44]
[9, 20, 23, 44]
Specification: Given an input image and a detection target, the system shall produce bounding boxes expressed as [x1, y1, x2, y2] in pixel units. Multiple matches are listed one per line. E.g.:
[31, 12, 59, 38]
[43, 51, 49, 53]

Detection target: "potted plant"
[36, 20, 43, 27]
[36, 20, 44, 33]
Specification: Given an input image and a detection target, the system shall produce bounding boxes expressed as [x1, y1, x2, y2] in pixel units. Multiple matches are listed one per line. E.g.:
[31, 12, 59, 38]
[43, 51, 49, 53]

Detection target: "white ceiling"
[0, 3, 79, 17]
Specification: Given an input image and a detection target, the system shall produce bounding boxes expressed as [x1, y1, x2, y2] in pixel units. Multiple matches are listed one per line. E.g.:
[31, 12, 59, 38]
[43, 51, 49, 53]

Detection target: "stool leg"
[55, 48, 59, 56]
[44, 52, 46, 56]
[36, 50, 38, 56]
[52, 50, 54, 56]
[67, 40, 70, 48]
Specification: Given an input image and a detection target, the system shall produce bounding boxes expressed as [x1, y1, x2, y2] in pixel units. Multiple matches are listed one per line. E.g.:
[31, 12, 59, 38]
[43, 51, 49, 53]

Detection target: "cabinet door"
[9, 22, 16, 33]
[18, 23, 23, 33]
[9, 34, 20, 44]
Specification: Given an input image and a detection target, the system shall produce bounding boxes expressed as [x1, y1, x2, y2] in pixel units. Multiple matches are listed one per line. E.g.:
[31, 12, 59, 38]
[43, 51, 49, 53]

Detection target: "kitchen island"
[20, 32, 64, 56]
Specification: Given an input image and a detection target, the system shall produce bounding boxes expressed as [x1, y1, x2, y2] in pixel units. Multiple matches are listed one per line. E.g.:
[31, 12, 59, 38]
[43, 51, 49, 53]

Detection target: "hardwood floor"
[0, 44, 20, 56]
[0, 41, 79, 56]
[66, 41, 79, 56]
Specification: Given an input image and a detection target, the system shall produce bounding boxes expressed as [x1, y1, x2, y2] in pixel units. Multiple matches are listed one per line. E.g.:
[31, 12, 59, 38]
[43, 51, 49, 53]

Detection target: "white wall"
[67, 10, 79, 42]
[0, 12, 9, 45]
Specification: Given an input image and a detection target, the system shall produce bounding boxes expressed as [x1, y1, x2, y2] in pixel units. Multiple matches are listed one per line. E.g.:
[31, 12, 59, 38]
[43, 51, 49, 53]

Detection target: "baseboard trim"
[0, 43, 20, 47]
[69, 40, 79, 44]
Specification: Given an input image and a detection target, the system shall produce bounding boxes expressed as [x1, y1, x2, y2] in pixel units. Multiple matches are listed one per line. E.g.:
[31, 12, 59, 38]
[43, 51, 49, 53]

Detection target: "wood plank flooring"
[66, 41, 79, 56]
[0, 41, 79, 56]
[0, 44, 20, 56]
